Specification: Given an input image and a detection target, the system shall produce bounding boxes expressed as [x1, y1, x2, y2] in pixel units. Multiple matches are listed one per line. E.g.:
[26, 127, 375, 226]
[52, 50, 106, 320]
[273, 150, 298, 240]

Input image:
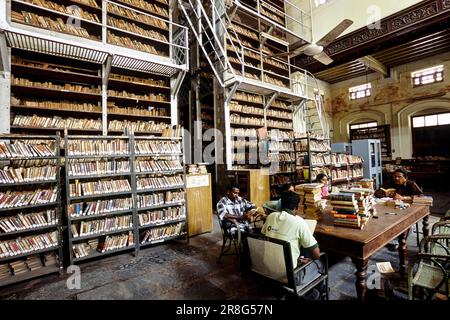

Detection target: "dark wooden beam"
[294, 0, 450, 74]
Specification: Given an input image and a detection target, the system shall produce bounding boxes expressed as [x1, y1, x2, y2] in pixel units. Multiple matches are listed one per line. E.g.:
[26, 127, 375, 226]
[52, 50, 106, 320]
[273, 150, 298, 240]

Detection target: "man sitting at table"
[375, 168, 423, 200]
[262, 191, 325, 299]
[375, 168, 424, 251]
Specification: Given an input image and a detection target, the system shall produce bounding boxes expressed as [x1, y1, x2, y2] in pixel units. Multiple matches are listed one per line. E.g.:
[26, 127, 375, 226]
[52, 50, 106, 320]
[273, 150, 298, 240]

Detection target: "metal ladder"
[177, 0, 245, 88]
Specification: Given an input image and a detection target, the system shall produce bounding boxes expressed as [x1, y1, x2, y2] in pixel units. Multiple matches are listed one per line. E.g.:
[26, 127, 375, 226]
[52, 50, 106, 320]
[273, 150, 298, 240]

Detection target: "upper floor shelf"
[0, 0, 189, 76]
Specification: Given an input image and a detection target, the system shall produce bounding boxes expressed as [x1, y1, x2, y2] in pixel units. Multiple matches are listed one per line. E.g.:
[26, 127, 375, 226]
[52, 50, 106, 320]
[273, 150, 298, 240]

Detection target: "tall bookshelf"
[294, 132, 332, 183]
[65, 135, 135, 265]
[350, 125, 392, 161]
[134, 136, 187, 248]
[0, 134, 63, 287]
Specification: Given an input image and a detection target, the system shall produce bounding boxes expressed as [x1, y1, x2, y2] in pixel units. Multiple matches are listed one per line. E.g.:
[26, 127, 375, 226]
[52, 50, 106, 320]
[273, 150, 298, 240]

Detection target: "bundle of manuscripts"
[294, 183, 323, 220]
[330, 188, 374, 229]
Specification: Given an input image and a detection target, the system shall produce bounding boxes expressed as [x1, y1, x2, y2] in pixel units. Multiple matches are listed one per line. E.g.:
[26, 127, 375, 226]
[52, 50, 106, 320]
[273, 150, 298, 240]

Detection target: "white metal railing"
[2, 0, 189, 69]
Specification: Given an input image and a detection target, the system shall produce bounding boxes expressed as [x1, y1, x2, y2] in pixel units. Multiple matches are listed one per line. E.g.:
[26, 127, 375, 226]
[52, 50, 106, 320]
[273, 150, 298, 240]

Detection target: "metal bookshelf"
[0, 134, 63, 287]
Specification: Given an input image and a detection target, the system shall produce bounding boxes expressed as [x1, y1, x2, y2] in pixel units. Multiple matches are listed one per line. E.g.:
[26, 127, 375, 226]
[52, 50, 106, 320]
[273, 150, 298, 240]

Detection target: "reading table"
[315, 204, 430, 300]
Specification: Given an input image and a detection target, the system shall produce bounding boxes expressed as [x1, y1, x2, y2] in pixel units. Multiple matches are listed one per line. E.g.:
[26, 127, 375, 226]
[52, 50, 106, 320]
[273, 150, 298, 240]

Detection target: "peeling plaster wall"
[330, 52, 450, 159]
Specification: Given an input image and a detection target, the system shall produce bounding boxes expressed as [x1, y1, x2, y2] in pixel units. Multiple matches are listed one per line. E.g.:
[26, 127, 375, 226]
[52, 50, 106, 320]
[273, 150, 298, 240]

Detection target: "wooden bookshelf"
[0, 134, 63, 287]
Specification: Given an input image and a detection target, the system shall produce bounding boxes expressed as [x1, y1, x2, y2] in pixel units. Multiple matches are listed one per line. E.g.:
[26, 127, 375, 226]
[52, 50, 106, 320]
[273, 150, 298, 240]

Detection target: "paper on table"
[376, 262, 396, 274]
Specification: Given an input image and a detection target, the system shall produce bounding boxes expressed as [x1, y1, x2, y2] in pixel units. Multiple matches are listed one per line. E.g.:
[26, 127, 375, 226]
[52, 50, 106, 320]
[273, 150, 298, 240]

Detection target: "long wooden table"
[314, 203, 430, 300]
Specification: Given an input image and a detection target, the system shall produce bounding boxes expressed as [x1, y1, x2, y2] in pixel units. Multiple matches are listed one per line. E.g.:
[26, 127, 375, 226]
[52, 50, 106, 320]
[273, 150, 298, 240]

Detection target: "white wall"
[293, 0, 423, 43]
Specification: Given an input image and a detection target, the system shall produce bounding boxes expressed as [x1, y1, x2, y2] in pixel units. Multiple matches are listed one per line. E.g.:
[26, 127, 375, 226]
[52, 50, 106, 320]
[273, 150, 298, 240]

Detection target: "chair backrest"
[245, 233, 296, 289]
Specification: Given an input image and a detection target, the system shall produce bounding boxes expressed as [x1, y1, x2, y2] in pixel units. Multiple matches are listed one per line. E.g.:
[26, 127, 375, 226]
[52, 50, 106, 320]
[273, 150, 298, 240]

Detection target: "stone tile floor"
[0, 214, 442, 300]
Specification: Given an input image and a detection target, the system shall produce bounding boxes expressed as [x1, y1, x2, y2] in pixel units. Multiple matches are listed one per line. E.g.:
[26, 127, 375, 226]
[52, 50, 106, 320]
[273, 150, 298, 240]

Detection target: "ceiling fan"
[271, 19, 354, 65]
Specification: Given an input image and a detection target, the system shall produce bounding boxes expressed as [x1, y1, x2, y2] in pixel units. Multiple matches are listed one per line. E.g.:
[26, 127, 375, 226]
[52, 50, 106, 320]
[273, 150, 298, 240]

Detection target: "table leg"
[351, 257, 368, 301]
[398, 230, 408, 278]
[422, 215, 430, 252]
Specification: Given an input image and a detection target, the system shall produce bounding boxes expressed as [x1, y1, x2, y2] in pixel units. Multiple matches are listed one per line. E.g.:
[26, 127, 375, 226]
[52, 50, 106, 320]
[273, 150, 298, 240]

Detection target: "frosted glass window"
[425, 115, 438, 127]
[438, 113, 450, 125]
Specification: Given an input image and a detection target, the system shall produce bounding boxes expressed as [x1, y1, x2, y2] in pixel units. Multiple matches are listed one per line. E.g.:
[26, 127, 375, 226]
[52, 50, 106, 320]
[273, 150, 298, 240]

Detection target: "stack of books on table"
[330, 192, 363, 229]
[295, 183, 323, 220]
[413, 196, 433, 206]
[341, 188, 375, 225]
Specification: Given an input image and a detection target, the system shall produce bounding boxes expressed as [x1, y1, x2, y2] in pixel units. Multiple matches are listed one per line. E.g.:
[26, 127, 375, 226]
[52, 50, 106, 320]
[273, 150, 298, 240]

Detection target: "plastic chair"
[243, 232, 329, 300]
[408, 234, 450, 300]
[215, 210, 242, 263]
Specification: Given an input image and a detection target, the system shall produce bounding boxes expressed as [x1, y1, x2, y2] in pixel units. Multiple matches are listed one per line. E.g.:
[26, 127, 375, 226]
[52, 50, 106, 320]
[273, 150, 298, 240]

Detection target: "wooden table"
[314, 204, 430, 300]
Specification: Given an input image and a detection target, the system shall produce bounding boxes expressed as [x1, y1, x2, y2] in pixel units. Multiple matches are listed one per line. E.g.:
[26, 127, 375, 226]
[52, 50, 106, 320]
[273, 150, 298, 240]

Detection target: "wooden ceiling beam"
[357, 55, 388, 76]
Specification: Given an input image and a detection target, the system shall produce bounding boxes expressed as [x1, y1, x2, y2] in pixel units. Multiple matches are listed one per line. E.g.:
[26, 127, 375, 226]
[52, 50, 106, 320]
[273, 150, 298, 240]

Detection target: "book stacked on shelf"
[330, 193, 366, 229]
[14, 99, 101, 113]
[0, 188, 57, 209]
[12, 115, 102, 131]
[0, 264, 11, 280]
[138, 206, 186, 227]
[68, 198, 133, 218]
[0, 164, 57, 184]
[71, 215, 133, 238]
[108, 120, 169, 134]
[0, 230, 58, 258]
[135, 140, 181, 155]
[106, 2, 169, 30]
[135, 159, 182, 173]
[69, 179, 131, 197]
[140, 222, 185, 244]
[72, 231, 134, 258]
[136, 175, 184, 191]
[68, 160, 130, 176]
[67, 139, 129, 156]
[0, 210, 57, 233]
[0, 141, 55, 158]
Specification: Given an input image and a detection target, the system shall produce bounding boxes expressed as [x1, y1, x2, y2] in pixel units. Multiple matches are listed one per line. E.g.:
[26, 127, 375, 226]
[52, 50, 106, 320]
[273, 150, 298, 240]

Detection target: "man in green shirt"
[261, 191, 325, 298]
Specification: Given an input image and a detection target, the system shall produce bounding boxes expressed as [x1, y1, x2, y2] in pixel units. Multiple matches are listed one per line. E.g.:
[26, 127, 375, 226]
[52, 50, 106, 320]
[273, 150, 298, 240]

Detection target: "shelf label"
[186, 174, 209, 188]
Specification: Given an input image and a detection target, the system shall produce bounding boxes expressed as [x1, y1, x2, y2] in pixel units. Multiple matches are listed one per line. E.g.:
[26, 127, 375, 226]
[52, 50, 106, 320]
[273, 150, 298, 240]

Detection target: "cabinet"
[352, 139, 383, 189]
[226, 169, 270, 208]
[350, 125, 391, 161]
[186, 173, 213, 236]
[0, 134, 63, 287]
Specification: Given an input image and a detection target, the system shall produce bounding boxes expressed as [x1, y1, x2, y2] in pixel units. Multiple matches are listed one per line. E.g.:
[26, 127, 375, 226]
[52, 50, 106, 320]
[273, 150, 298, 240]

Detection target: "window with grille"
[350, 121, 377, 130]
[411, 65, 444, 87]
[349, 83, 371, 100]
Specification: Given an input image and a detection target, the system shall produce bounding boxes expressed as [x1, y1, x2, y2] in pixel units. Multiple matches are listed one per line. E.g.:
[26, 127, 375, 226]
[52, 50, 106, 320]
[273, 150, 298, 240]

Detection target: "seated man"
[261, 191, 324, 298]
[217, 184, 256, 236]
[375, 168, 424, 251]
[375, 168, 423, 200]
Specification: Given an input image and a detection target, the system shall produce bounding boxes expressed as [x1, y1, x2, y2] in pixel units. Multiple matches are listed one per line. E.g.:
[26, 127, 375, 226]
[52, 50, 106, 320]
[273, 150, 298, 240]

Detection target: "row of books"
[0, 210, 57, 233]
[138, 206, 186, 226]
[135, 141, 181, 155]
[262, 57, 289, 71]
[231, 128, 257, 137]
[107, 89, 168, 102]
[21, 0, 100, 22]
[135, 159, 183, 173]
[0, 165, 57, 183]
[13, 98, 101, 113]
[229, 102, 264, 116]
[107, 31, 166, 56]
[71, 215, 133, 238]
[0, 188, 57, 209]
[0, 253, 57, 279]
[109, 74, 168, 87]
[232, 140, 258, 149]
[0, 231, 58, 259]
[136, 175, 184, 191]
[107, 16, 168, 42]
[67, 140, 129, 156]
[11, 76, 100, 94]
[269, 153, 293, 162]
[267, 119, 292, 129]
[330, 189, 375, 229]
[230, 114, 264, 126]
[269, 141, 293, 152]
[72, 231, 134, 258]
[108, 120, 169, 133]
[232, 91, 263, 104]
[69, 179, 132, 197]
[12, 114, 102, 130]
[11, 10, 98, 40]
[108, 105, 168, 118]
[268, 129, 295, 140]
[140, 222, 185, 244]
[68, 198, 133, 217]
[262, 74, 288, 88]
[68, 160, 130, 177]
[230, 23, 259, 41]
[0, 141, 55, 158]
[266, 109, 291, 120]
[295, 140, 331, 152]
[114, 0, 169, 18]
[106, 3, 169, 31]
[136, 191, 185, 208]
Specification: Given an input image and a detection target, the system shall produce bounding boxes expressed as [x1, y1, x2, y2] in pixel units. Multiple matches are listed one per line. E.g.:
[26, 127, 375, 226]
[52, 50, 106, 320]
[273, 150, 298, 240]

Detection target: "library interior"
[0, 0, 449, 302]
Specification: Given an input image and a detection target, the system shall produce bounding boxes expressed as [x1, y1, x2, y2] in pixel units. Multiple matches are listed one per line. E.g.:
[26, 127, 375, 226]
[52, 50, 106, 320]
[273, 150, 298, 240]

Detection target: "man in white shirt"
[261, 191, 325, 298]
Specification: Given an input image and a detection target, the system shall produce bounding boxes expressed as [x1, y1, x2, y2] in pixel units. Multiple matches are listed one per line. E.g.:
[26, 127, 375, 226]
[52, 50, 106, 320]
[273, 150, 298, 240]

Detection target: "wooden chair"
[243, 232, 329, 300]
